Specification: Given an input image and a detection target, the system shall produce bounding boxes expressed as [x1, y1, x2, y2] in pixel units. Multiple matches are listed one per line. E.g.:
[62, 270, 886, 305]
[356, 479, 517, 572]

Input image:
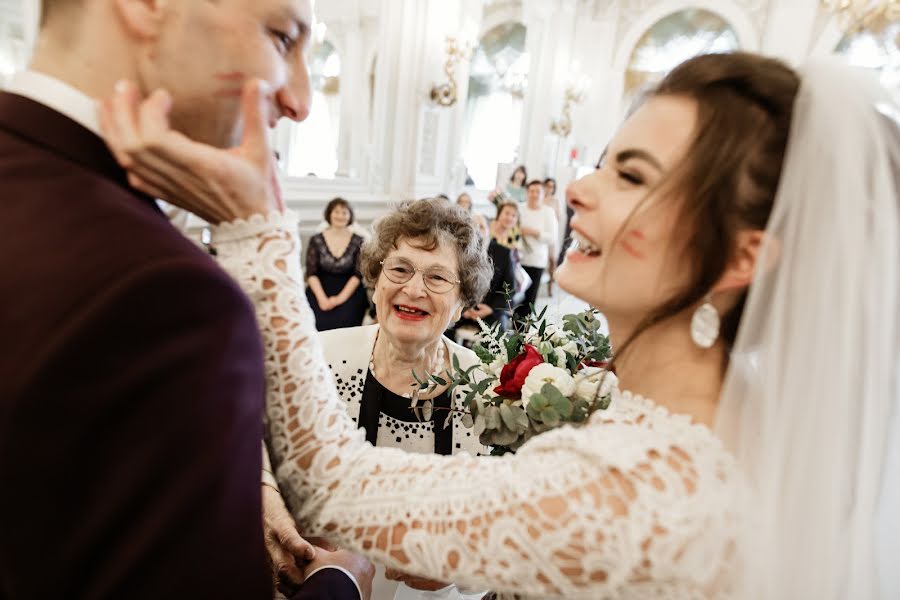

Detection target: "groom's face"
[140, 0, 313, 147]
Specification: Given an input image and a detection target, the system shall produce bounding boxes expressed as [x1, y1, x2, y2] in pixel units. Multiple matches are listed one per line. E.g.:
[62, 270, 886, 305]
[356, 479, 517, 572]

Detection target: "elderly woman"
[279, 200, 493, 600]
[323, 200, 491, 457]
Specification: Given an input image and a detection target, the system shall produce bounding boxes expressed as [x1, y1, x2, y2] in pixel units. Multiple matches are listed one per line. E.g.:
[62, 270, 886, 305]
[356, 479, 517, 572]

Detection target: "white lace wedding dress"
[213, 211, 743, 600]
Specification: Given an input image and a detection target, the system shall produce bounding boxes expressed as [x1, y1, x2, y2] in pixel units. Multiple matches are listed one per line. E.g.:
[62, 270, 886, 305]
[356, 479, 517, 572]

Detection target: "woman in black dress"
[305, 198, 369, 330]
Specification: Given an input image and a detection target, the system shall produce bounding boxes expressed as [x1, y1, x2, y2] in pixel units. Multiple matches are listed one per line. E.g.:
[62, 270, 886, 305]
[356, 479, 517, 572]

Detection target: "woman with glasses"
[278, 199, 493, 600]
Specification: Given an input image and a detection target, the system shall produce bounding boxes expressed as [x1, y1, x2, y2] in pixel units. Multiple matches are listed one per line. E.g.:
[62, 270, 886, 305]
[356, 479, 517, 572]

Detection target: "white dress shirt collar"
[5, 70, 101, 135]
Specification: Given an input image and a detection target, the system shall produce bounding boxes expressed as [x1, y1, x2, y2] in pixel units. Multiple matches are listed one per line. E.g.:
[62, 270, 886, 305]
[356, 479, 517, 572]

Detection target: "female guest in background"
[470, 202, 521, 330]
[503, 164, 527, 203]
[455, 192, 488, 239]
[305, 198, 369, 331]
[308, 200, 493, 600]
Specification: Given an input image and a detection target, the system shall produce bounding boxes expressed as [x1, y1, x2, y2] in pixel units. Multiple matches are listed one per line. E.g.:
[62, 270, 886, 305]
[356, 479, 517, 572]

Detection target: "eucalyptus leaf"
[511, 405, 529, 429]
[484, 405, 501, 429]
[462, 412, 474, 428]
[541, 383, 566, 404]
[431, 375, 447, 386]
[499, 403, 517, 431]
[526, 400, 543, 421]
[528, 393, 548, 412]
[573, 398, 590, 422]
[540, 407, 560, 427]
[473, 414, 487, 437]
[422, 400, 433, 421]
[599, 394, 613, 410]
[552, 395, 574, 419]
[492, 427, 519, 446]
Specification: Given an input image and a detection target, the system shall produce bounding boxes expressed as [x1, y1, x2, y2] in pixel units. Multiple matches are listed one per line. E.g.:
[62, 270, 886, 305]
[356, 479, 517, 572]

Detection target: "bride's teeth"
[571, 232, 601, 256]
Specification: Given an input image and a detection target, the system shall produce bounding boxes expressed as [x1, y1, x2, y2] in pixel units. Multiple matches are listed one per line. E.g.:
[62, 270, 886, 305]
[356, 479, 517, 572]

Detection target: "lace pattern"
[212, 211, 741, 599]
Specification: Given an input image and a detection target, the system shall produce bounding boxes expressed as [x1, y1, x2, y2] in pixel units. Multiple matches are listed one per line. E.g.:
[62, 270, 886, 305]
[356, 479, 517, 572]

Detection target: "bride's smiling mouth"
[569, 230, 602, 257]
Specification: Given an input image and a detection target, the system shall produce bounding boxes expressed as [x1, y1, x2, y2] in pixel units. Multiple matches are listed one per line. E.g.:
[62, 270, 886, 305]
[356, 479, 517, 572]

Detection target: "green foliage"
[409, 307, 614, 455]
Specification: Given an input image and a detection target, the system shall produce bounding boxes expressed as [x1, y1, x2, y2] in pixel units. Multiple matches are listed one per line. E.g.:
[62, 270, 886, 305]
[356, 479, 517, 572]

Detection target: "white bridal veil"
[716, 59, 900, 599]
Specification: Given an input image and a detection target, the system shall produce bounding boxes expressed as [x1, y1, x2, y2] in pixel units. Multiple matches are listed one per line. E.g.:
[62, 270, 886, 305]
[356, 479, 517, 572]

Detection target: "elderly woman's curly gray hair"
[360, 199, 492, 308]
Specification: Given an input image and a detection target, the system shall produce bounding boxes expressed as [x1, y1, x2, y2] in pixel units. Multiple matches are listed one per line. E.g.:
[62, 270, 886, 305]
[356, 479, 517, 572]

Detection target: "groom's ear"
[713, 229, 778, 293]
[112, 0, 168, 40]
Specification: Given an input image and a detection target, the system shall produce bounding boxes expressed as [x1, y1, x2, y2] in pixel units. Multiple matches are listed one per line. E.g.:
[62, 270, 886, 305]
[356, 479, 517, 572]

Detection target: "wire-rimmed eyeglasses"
[379, 257, 461, 294]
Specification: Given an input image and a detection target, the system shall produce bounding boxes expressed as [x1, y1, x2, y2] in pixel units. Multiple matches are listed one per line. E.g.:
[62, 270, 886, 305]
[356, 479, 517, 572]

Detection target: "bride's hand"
[97, 79, 283, 224]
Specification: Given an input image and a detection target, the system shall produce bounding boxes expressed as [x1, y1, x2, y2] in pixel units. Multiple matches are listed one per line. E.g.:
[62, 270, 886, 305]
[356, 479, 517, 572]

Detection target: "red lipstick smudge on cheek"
[213, 72, 246, 98]
[620, 230, 647, 260]
[215, 71, 246, 81]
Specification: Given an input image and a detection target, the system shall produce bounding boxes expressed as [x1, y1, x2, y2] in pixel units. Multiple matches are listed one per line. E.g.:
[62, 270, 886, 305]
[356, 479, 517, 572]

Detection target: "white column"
[22, 0, 40, 61]
[518, 0, 579, 180]
[334, 19, 365, 178]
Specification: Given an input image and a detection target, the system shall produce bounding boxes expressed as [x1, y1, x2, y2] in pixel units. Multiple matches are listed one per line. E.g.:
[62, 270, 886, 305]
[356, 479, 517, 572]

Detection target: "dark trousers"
[515, 266, 544, 319]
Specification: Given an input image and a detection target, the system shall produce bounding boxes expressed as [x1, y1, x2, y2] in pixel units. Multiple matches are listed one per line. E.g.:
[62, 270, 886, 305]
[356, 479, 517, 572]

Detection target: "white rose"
[549, 327, 570, 343]
[488, 357, 505, 379]
[521, 363, 576, 407]
[574, 368, 618, 403]
[561, 340, 579, 355]
[555, 352, 568, 368]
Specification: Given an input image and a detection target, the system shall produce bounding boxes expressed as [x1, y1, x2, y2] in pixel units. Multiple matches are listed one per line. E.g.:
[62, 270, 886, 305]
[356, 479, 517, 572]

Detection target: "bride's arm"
[97, 83, 730, 598]
[212, 212, 727, 598]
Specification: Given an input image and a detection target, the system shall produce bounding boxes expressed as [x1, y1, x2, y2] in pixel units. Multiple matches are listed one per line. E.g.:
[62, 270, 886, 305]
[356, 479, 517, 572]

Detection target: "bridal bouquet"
[415, 308, 615, 455]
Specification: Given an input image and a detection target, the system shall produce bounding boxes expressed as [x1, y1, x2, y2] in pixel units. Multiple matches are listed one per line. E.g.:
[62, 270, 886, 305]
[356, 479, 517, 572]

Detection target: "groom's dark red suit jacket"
[0, 92, 358, 600]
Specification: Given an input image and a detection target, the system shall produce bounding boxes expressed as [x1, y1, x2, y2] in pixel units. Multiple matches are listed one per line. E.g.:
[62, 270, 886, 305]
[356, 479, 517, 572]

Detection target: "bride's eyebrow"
[614, 148, 664, 173]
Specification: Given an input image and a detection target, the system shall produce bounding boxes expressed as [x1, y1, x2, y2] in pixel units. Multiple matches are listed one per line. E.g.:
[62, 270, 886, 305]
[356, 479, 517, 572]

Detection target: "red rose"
[493, 345, 544, 398]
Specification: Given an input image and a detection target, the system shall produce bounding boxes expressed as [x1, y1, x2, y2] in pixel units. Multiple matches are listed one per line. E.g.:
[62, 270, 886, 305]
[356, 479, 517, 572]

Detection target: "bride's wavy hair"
[609, 52, 801, 368]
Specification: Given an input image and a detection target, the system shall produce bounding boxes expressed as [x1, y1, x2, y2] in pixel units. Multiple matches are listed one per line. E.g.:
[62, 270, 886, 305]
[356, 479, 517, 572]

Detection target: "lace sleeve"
[211, 212, 737, 599]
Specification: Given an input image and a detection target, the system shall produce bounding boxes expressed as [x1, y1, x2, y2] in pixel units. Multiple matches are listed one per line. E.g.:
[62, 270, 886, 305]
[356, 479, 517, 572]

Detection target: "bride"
[99, 51, 899, 599]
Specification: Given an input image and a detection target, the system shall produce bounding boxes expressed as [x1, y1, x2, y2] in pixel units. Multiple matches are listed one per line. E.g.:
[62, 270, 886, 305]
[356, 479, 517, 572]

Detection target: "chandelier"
[820, 0, 900, 32]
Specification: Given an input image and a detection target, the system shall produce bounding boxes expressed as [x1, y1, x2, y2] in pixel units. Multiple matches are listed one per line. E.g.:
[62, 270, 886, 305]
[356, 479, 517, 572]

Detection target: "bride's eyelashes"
[618, 170, 644, 185]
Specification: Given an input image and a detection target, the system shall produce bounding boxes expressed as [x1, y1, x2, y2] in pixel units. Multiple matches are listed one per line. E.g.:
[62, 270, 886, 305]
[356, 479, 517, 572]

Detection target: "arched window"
[625, 9, 739, 101]
[834, 21, 899, 97]
[275, 39, 342, 178]
[462, 22, 529, 190]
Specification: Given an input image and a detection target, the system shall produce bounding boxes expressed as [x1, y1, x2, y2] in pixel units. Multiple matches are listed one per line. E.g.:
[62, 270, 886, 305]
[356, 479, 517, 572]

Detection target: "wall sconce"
[550, 75, 591, 137]
[430, 36, 475, 107]
[820, 0, 899, 33]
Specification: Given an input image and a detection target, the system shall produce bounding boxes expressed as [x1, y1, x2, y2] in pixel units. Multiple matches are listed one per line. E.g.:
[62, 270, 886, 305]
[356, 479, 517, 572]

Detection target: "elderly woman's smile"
[394, 304, 430, 319]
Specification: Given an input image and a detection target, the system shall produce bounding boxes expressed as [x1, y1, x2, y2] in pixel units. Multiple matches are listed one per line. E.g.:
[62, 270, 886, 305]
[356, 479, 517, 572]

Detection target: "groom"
[0, 0, 368, 598]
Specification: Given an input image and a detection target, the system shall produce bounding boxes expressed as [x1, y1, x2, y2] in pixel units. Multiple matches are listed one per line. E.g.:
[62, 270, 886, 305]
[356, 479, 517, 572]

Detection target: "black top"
[486, 238, 518, 311]
[358, 371, 454, 455]
[306, 232, 364, 279]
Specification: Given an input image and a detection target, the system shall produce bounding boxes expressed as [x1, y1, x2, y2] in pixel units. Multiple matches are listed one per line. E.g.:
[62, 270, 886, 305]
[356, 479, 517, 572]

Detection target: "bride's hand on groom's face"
[97, 79, 284, 224]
